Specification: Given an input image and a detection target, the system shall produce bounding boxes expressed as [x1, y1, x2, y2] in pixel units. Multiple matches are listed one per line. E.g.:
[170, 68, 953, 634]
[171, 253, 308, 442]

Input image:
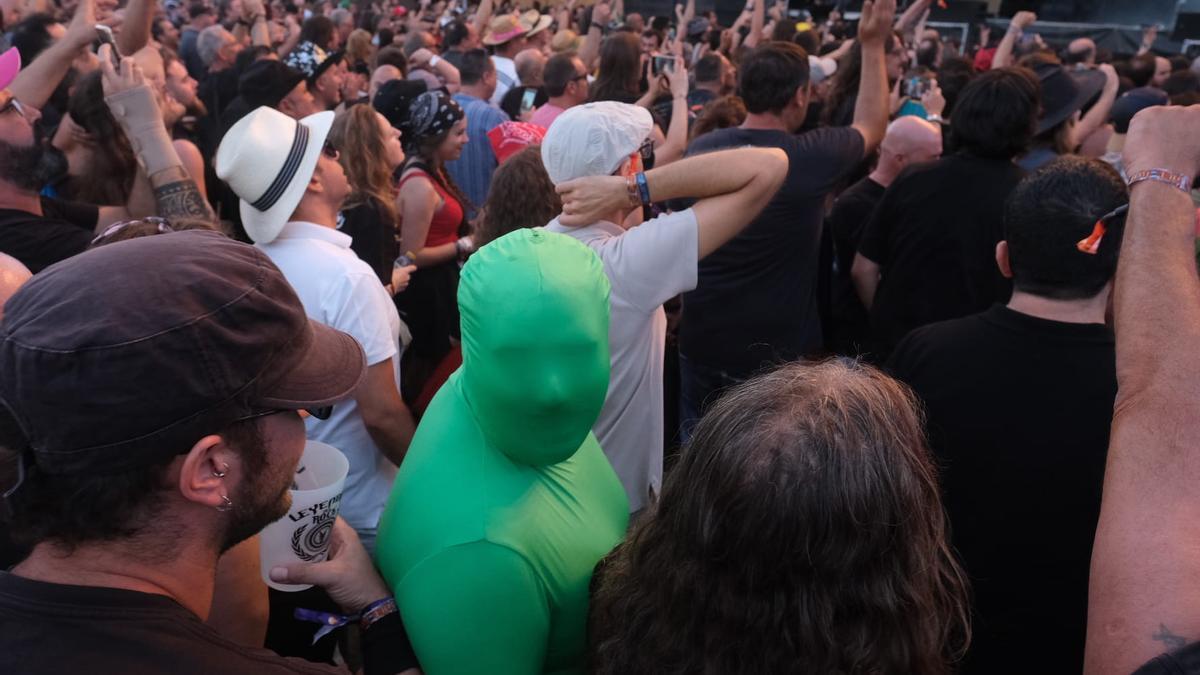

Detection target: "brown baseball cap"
[0, 230, 367, 475]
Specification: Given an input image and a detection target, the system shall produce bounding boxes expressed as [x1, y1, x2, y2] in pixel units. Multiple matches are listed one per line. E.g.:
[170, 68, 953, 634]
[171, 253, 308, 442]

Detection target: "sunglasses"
[0, 93, 32, 121]
[91, 216, 174, 245]
[322, 140, 340, 159]
[236, 406, 334, 424]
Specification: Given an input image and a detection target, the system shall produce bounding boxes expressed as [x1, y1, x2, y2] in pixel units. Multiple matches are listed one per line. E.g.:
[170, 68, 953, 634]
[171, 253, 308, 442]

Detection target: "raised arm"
[8, 0, 96, 109]
[471, 0, 493, 38]
[652, 52, 689, 167]
[894, 0, 931, 41]
[1073, 64, 1119, 151]
[743, 0, 764, 50]
[1085, 105, 1200, 675]
[556, 147, 788, 258]
[992, 11, 1035, 69]
[851, 0, 896, 155]
[115, 0, 154, 55]
[580, 0, 611, 72]
[99, 46, 216, 225]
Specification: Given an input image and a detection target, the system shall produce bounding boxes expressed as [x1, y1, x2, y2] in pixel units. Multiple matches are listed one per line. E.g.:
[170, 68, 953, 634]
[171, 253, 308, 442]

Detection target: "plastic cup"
[259, 440, 350, 592]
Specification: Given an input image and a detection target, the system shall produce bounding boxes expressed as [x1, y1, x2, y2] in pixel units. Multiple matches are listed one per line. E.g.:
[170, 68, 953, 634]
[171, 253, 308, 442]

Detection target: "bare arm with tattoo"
[97, 45, 215, 226]
[1085, 105, 1200, 675]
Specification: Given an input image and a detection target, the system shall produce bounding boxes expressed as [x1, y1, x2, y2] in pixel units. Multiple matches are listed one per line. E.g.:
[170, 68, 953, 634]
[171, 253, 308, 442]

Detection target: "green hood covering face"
[458, 229, 611, 467]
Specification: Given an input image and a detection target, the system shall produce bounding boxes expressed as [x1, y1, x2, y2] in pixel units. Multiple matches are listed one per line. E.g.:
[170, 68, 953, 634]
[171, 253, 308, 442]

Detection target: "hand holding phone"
[95, 24, 120, 66]
[651, 55, 676, 76]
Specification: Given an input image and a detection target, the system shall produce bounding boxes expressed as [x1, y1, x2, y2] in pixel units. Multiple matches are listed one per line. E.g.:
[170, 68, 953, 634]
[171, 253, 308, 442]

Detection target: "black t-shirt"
[0, 572, 341, 674]
[824, 175, 885, 355]
[0, 572, 417, 674]
[678, 126, 865, 376]
[857, 152, 1024, 357]
[339, 198, 399, 286]
[887, 305, 1116, 675]
[1136, 643, 1200, 674]
[0, 196, 98, 273]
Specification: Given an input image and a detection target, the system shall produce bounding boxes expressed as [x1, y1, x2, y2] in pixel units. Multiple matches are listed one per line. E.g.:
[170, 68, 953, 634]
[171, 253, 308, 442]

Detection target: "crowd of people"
[1, 0, 1200, 671]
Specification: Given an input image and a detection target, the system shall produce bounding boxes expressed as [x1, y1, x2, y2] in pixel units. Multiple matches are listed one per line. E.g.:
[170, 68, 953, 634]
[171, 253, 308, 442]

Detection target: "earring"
[216, 495, 233, 512]
[212, 462, 230, 478]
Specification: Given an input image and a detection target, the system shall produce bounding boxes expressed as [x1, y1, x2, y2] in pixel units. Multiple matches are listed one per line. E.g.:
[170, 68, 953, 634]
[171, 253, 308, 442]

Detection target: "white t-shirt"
[491, 55, 519, 105]
[544, 209, 699, 512]
[257, 221, 402, 543]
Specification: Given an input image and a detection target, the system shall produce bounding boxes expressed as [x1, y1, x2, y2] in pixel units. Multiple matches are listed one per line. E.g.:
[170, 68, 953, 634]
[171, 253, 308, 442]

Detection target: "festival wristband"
[292, 596, 398, 644]
[635, 172, 651, 206]
[359, 597, 399, 631]
[1127, 168, 1192, 194]
[625, 174, 641, 207]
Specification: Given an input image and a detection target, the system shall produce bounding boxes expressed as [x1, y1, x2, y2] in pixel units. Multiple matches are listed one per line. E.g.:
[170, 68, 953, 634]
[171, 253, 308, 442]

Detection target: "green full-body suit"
[376, 229, 630, 675]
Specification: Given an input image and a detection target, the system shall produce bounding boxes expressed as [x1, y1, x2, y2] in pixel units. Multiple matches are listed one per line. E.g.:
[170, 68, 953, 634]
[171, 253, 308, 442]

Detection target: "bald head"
[1066, 38, 1096, 67]
[370, 65, 402, 100]
[515, 48, 547, 87]
[0, 253, 31, 322]
[875, 116, 942, 184]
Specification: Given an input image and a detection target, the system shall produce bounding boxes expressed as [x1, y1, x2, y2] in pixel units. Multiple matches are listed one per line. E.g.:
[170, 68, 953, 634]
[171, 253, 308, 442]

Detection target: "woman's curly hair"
[589, 359, 971, 675]
[475, 145, 560, 249]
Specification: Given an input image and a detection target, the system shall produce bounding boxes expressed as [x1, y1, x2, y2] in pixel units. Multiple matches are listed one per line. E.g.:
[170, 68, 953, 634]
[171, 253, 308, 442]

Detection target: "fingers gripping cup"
[260, 441, 350, 591]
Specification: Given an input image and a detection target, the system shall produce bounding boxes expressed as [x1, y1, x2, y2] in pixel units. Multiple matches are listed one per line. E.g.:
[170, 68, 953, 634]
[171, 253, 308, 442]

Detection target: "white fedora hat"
[215, 106, 335, 244]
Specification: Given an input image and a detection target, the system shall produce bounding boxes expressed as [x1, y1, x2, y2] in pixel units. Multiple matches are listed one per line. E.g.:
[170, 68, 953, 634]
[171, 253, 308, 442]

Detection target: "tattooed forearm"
[150, 167, 217, 223]
[1152, 623, 1188, 651]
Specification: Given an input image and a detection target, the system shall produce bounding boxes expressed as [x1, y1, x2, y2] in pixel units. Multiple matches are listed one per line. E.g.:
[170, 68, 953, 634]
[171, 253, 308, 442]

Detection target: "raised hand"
[557, 175, 630, 227]
[1122, 105, 1200, 182]
[858, 0, 897, 48]
[65, 0, 99, 49]
[1012, 10, 1036, 30]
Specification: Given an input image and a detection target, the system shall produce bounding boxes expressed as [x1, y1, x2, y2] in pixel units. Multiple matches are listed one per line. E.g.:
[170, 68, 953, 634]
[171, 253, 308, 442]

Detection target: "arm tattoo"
[1152, 623, 1189, 651]
[150, 166, 217, 223]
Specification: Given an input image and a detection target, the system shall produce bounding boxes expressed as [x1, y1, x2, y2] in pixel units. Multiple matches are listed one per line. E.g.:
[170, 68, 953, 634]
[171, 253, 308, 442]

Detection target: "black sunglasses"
[322, 140, 339, 159]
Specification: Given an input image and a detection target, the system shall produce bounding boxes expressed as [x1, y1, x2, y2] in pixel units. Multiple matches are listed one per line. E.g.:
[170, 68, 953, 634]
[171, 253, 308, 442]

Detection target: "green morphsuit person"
[376, 228, 630, 675]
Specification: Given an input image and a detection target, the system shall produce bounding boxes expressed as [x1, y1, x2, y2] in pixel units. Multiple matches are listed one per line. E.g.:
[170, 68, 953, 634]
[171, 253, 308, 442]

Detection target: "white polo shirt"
[491, 55, 519, 105]
[544, 208, 699, 512]
[256, 221, 402, 545]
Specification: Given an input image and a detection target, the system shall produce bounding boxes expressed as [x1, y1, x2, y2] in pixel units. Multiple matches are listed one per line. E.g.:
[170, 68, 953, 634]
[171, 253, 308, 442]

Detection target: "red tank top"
[398, 169, 464, 248]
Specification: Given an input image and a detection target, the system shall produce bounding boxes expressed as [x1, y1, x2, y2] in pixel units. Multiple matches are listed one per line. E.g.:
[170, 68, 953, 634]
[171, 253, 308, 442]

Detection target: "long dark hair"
[589, 31, 642, 103]
[589, 359, 971, 675]
[822, 40, 864, 127]
[60, 71, 138, 205]
[403, 127, 472, 219]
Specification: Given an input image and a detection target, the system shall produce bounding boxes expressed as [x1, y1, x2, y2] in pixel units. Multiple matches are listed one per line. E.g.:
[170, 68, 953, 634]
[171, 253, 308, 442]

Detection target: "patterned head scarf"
[404, 91, 464, 148]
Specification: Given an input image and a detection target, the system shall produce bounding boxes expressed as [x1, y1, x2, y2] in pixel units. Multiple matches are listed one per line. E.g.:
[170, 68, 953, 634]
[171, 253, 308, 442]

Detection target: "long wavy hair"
[60, 71, 137, 205]
[589, 31, 642, 103]
[329, 104, 398, 226]
[476, 145, 560, 248]
[589, 359, 971, 675]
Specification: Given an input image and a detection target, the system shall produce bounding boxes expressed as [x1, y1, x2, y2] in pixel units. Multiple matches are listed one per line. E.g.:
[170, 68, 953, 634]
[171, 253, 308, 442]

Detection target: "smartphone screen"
[652, 55, 675, 76]
[521, 88, 537, 113]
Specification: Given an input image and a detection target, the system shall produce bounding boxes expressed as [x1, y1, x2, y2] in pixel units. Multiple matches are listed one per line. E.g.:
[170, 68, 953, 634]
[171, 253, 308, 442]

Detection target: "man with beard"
[0, 14, 216, 271]
[0, 230, 419, 675]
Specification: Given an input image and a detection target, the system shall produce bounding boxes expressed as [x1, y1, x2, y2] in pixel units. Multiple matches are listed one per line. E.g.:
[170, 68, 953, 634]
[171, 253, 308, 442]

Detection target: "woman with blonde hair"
[328, 103, 414, 293]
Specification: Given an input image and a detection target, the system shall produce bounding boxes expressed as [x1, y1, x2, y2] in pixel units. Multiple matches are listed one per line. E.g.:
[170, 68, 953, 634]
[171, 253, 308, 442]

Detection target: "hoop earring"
[216, 495, 233, 512]
[212, 462, 230, 479]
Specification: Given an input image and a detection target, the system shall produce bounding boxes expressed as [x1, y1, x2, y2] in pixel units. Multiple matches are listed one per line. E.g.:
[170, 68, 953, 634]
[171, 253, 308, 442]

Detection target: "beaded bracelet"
[1128, 168, 1192, 194]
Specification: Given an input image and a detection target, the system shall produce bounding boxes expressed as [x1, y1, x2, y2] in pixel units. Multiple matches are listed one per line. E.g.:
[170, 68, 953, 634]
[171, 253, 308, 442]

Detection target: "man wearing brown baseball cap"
[0, 230, 417, 674]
